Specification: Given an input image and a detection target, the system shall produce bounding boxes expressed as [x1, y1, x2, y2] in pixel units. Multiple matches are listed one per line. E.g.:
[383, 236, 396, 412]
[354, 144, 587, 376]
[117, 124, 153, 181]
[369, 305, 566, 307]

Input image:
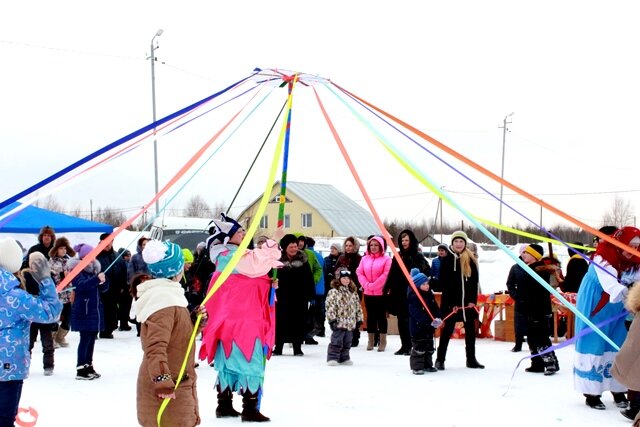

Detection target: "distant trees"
[94, 206, 128, 228]
[184, 195, 214, 217]
[601, 196, 635, 228]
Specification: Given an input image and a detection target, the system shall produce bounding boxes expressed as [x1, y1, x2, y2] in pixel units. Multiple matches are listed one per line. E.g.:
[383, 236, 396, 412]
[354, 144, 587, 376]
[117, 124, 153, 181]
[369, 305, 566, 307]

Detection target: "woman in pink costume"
[199, 214, 281, 422]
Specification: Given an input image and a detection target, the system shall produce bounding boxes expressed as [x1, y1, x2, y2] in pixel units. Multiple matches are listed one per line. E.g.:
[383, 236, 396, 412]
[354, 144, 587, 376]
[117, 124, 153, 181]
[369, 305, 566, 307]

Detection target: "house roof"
[285, 182, 379, 237]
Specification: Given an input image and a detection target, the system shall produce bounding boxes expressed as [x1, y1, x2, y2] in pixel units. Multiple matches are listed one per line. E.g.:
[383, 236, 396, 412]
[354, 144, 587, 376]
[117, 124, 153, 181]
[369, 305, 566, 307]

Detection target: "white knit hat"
[0, 237, 24, 273]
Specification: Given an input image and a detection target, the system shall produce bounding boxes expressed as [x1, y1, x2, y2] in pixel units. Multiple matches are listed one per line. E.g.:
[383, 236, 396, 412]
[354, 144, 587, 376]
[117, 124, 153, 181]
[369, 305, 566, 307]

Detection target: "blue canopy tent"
[0, 202, 113, 233]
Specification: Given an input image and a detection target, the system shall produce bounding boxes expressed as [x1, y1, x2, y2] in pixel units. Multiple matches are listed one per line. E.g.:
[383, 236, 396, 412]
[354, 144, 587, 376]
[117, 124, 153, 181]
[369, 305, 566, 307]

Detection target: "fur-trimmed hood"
[625, 281, 640, 314]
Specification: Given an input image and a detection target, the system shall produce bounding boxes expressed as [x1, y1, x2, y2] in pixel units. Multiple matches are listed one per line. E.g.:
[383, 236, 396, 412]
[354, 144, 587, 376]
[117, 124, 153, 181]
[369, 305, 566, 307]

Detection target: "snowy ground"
[20, 245, 626, 427]
[22, 329, 630, 427]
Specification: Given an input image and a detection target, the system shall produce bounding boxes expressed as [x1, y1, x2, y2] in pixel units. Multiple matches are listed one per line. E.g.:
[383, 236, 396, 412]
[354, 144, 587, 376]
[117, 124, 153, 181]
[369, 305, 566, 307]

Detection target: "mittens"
[329, 320, 338, 331]
[431, 318, 443, 328]
[29, 252, 51, 283]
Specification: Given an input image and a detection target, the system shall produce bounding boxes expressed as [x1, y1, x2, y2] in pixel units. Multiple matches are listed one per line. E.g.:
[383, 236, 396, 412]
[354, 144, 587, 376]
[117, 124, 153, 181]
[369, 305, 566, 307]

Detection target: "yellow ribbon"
[156, 75, 298, 426]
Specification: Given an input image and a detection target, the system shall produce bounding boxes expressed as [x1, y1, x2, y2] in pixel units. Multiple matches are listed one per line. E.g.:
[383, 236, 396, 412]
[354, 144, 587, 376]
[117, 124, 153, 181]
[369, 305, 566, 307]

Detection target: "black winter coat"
[518, 260, 553, 319]
[275, 250, 315, 343]
[384, 229, 430, 316]
[439, 249, 479, 321]
[96, 249, 128, 294]
[407, 286, 440, 339]
[506, 261, 527, 313]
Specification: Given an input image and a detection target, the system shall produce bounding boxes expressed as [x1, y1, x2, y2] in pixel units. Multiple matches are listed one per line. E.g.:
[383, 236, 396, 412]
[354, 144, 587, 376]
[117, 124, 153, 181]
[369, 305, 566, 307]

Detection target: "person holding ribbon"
[407, 268, 442, 374]
[574, 226, 640, 410]
[434, 231, 484, 370]
[135, 239, 205, 427]
[199, 214, 282, 422]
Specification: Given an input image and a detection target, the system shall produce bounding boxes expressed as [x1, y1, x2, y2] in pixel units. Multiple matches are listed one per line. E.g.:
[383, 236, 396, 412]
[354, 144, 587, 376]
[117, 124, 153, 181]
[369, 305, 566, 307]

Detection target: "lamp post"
[498, 112, 514, 242]
[150, 29, 164, 215]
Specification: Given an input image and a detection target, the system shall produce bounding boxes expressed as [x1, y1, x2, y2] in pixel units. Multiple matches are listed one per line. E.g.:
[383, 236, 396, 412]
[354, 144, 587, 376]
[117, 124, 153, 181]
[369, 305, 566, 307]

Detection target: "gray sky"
[2, 0, 639, 232]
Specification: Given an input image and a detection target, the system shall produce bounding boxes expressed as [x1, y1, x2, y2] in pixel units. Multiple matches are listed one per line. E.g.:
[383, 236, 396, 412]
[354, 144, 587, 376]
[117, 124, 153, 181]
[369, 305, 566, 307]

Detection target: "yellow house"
[237, 181, 378, 238]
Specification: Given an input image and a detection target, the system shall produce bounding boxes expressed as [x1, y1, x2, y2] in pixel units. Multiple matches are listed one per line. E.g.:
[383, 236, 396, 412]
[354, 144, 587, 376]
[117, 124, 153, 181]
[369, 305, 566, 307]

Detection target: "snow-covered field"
[20, 244, 629, 427]
[23, 328, 630, 427]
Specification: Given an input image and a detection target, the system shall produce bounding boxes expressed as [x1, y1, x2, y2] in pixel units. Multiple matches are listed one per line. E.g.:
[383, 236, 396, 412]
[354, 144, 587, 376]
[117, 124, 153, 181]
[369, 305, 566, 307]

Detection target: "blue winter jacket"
[0, 268, 62, 381]
[69, 259, 109, 332]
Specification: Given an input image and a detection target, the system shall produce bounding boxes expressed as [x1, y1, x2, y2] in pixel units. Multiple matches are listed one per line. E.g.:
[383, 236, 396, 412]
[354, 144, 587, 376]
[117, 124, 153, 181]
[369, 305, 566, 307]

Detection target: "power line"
[0, 39, 141, 61]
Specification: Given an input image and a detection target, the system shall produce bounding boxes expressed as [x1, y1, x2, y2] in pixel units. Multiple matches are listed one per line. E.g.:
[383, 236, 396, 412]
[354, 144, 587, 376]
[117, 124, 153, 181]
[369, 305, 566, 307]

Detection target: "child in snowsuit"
[407, 268, 442, 375]
[325, 269, 364, 366]
[0, 239, 62, 426]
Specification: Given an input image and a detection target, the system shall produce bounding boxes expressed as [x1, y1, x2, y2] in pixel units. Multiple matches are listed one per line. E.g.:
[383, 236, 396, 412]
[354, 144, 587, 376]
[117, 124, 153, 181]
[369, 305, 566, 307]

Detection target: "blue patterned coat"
[0, 268, 62, 381]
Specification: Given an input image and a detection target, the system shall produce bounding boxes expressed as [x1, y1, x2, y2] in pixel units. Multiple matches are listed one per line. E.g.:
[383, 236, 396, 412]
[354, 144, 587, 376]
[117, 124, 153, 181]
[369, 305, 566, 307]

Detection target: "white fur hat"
[0, 237, 24, 273]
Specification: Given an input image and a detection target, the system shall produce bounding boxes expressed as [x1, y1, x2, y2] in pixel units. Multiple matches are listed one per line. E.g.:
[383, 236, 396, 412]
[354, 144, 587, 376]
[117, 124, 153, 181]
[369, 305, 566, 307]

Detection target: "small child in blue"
[407, 268, 442, 375]
[325, 269, 363, 366]
[0, 238, 62, 426]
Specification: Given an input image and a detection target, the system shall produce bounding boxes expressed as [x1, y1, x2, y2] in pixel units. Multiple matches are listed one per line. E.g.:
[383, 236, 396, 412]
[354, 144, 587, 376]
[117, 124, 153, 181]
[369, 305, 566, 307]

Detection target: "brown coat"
[612, 282, 640, 391]
[137, 306, 200, 427]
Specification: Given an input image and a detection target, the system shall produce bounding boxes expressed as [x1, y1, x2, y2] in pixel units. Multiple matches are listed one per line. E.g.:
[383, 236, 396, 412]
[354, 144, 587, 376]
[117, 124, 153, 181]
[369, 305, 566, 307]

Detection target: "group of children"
[324, 264, 441, 374]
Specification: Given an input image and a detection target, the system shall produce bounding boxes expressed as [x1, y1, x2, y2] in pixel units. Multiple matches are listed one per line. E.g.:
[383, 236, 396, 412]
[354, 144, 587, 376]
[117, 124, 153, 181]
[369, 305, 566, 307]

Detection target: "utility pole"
[498, 112, 514, 242]
[149, 29, 164, 215]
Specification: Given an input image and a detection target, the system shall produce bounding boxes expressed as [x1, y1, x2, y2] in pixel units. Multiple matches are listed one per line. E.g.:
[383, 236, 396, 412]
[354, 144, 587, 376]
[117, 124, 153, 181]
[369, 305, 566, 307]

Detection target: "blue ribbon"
[0, 72, 258, 210]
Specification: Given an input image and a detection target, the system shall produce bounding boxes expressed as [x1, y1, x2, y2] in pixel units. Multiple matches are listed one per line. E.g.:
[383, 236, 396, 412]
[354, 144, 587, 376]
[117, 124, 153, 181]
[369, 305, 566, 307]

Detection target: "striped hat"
[143, 240, 185, 279]
[524, 244, 544, 261]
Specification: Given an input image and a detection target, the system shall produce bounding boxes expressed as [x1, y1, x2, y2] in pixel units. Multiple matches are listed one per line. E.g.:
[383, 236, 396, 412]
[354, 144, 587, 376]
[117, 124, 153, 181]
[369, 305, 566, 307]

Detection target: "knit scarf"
[132, 277, 188, 323]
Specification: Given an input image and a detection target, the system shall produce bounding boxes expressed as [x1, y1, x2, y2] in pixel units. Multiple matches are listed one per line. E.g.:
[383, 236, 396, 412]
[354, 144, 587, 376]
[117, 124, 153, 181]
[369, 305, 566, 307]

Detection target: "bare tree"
[601, 195, 635, 228]
[35, 195, 65, 213]
[68, 206, 84, 218]
[94, 206, 128, 228]
[184, 195, 213, 218]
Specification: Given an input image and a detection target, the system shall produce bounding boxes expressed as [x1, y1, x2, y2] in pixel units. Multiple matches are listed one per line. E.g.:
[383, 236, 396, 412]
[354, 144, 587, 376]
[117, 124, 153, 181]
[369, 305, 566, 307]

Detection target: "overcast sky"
[2, 0, 639, 233]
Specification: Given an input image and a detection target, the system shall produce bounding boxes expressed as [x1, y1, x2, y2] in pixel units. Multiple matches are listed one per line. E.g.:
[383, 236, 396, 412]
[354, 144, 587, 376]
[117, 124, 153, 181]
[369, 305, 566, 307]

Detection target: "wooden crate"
[494, 319, 515, 342]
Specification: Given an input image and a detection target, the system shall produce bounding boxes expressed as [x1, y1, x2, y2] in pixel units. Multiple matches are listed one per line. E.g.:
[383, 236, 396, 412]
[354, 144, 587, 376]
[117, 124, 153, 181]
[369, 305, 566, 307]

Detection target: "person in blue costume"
[574, 226, 640, 410]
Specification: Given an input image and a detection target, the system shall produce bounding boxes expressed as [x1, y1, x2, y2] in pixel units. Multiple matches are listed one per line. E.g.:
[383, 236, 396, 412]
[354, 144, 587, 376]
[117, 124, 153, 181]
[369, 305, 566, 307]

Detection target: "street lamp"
[150, 29, 163, 215]
[498, 112, 514, 242]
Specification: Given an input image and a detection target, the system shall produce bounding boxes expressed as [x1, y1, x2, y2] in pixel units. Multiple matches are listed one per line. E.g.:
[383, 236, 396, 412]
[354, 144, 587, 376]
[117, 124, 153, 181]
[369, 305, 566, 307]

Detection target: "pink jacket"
[356, 236, 392, 296]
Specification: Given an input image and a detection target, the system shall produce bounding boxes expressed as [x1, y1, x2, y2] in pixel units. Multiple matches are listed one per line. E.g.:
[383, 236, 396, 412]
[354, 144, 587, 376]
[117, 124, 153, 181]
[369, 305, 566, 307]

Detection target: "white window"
[260, 215, 268, 228]
[301, 213, 312, 228]
[284, 214, 290, 228]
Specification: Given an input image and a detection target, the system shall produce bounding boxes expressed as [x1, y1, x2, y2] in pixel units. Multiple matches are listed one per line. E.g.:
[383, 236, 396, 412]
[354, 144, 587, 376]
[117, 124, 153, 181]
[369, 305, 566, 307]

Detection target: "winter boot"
[585, 394, 606, 410]
[241, 391, 270, 422]
[538, 346, 558, 376]
[465, 346, 485, 369]
[377, 334, 387, 352]
[366, 333, 375, 351]
[621, 401, 640, 420]
[425, 341, 437, 372]
[434, 360, 445, 371]
[293, 343, 304, 356]
[55, 328, 70, 348]
[87, 365, 101, 379]
[216, 387, 240, 418]
[511, 335, 524, 352]
[272, 343, 283, 356]
[352, 329, 360, 347]
[613, 392, 629, 409]
[75, 364, 95, 380]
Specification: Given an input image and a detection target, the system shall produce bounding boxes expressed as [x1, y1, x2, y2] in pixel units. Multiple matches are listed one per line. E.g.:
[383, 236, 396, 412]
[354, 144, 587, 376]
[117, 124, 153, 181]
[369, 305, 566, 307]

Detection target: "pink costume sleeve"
[235, 239, 283, 278]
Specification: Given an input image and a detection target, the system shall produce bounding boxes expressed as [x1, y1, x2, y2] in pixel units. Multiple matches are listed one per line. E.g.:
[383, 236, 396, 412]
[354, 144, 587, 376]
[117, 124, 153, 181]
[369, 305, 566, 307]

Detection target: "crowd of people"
[2, 220, 640, 426]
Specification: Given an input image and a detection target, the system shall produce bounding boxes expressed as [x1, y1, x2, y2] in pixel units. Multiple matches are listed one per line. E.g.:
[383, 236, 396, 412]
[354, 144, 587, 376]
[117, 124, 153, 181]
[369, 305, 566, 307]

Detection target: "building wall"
[238, 186, 336, 237]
